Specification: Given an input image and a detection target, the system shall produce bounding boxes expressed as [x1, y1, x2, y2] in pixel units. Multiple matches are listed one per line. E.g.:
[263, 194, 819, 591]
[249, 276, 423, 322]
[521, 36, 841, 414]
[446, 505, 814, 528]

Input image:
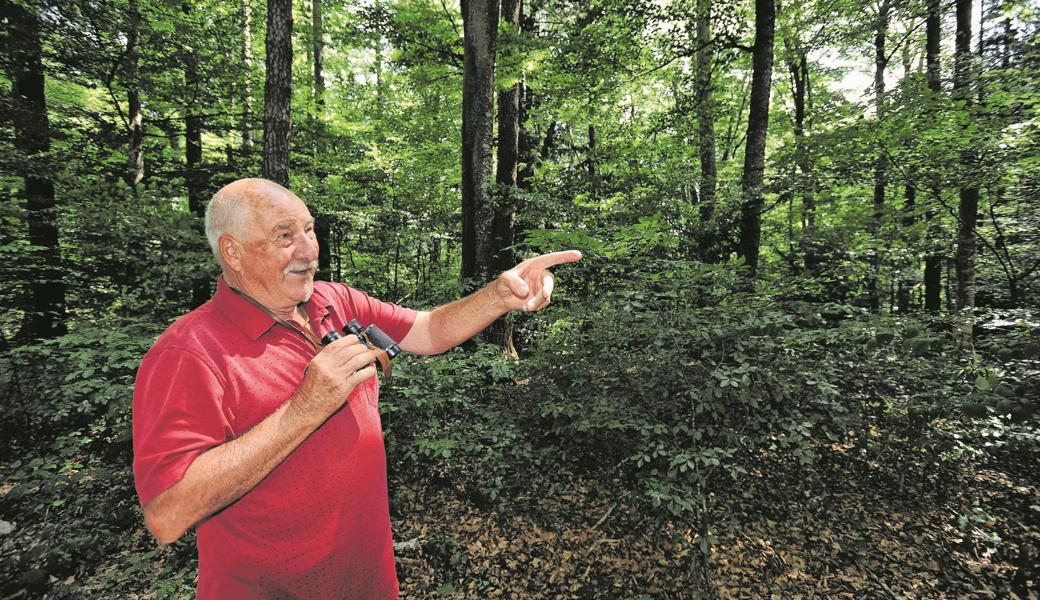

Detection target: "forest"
[1, 0, 1038, 597]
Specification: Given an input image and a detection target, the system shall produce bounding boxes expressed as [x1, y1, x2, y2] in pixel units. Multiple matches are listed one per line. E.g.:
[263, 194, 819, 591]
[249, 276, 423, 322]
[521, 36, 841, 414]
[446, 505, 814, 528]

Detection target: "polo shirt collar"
[213, 276, 334, 340]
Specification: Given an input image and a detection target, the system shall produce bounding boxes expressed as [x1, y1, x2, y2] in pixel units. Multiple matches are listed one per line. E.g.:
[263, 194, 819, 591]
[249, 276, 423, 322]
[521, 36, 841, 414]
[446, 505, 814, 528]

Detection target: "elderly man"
[132, 178, 580, 599]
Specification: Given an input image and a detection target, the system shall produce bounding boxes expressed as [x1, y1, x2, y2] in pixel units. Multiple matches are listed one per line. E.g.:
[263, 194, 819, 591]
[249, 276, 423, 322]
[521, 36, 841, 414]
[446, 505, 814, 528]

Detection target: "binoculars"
[320, 319, 401, 381]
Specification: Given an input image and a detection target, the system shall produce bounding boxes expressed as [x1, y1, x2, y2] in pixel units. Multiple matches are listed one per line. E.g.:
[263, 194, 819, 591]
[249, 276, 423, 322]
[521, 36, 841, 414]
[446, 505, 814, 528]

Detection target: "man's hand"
[399, 249, 583, 355]
[292, 335, 377, 419]
[493, 250, 583, 313]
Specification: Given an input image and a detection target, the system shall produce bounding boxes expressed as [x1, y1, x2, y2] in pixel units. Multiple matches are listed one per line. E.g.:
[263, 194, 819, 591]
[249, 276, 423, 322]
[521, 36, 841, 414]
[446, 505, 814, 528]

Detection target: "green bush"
[383, 344, 545, 506]
[1, 320, 161, 458]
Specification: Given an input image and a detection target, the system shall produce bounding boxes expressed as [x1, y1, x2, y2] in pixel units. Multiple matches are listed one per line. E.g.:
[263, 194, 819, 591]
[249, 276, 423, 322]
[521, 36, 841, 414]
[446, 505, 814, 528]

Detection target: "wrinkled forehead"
[244, 189, 314, 236]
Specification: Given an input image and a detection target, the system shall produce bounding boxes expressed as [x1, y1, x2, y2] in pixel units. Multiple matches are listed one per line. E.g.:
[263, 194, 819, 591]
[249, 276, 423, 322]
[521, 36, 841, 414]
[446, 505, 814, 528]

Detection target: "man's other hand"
[294, 335, 377, 419]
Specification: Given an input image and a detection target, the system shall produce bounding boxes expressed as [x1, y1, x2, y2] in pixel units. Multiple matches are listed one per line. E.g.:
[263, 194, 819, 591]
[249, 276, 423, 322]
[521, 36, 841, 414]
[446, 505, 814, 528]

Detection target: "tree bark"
[185, 112, 205, 207]
[186, 90, 209, 307]
[460, 0, 500, 287]
[695, 0, 717, 232]
[7, 0, 67, 338]
[784, 38, 815, 272]
[263, 0, 293, 186]
[184, 12, 206, 217]
[898, 35, 918, 312]
[737, 0, 775, 276]
[868, 0, 890, 311]
[312, 0, 325, 117]
[240, 0, 254, 152]
[182, 1, 209, 307]
[490, 0, 522, 353]
[898, 181, 916, 312]
[311, 0, 333, 280]
[923, 0, 943, 312]
[126, 0, 144, 193]
[954, 0, 978, 310]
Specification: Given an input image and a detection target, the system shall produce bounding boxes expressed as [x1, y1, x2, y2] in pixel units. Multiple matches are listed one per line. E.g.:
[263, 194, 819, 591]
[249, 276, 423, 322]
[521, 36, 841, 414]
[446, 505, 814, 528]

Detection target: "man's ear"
[220, 234, 243, 271]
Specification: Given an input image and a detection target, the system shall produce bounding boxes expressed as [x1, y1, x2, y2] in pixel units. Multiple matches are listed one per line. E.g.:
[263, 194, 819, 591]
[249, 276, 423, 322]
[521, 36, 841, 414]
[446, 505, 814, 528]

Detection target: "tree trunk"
[868, 0, 890, 311]
[182, 1, 209, 307]
[737, 0, 775, 276]
[695, 0, 718, 250]
[8, 0, 67, 339]
[460, 0, 500, 287]
[954, 0, 978, 311]
[186, 96, 208, 307]
[898, 182, 916, 312]
[184, 58, 205, 214]
[785, 39, 815, 272]
[185, 113, 205, 215]
[898, 32, 917, 312]
[240, 0, 254, 153]
[923, 0, 943, 312]
[126, 0, 144, 193]
[263, 0, 293, 186]
[311, 0, 333, 281]
[490, 0, 522, 354]
[312, 0, 325, 118]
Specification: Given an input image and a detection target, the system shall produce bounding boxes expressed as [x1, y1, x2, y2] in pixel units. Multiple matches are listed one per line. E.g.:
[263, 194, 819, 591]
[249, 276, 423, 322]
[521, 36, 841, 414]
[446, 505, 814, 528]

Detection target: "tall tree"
[516, 3, 551, 194]
[185, 74, 205, 214]
[695, 0, 718, 229]
[311, 0, 332, 280]
[183, 2, 209, 307]
[6, 0, 67, 338]
[263, 0, 293, 186]
[868, 0, 891, 310]
[240, 0, 255, 153]
[490, 0, 522, 352]
[737, 0, 776, 275]
[180, 2, 206, 214]
[923, 0, 943, 312]
[312, 0, 325, 118]
[460, 0, 501, 286]
[783, 35, 815, 271]
[898, 29, 918, 312]
[126, 0, 144, 193]
[954, 0, 979, 310]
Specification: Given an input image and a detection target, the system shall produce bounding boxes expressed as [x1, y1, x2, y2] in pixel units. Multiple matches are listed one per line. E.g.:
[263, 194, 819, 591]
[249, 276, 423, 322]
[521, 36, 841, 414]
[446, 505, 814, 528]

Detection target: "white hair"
[205, 188, 250, 264]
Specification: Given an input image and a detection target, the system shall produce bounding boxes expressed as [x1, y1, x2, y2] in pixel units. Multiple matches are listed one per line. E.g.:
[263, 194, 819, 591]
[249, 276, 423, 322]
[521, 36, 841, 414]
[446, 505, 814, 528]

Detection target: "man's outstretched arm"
[400, 250, 582, 355]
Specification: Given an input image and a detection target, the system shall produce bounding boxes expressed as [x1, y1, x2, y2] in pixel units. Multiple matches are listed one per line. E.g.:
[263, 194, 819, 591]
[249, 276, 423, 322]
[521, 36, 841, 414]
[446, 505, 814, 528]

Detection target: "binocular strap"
[372, 348, 393, 383]
[225, 283, 394, 383]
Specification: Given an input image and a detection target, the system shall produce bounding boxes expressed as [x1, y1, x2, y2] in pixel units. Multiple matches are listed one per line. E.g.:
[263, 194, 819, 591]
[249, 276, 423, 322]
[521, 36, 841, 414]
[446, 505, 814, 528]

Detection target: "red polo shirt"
[133, 278, 416, 599]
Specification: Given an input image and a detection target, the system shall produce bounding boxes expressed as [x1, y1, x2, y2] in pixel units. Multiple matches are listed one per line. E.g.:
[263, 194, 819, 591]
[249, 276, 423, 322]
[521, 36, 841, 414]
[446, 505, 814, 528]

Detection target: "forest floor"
[3, 434, 1038, 598]
[390, 439, 1040, 599]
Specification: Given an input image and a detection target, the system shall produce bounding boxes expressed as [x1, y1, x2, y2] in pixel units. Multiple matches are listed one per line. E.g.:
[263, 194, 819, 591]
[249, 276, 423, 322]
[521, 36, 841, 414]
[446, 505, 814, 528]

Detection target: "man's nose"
[296, 234, 319, 261]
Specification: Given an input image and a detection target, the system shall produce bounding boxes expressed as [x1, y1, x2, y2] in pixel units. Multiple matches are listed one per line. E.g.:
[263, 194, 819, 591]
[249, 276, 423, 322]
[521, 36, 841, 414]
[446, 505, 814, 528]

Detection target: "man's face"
[234, 189, 319, 310]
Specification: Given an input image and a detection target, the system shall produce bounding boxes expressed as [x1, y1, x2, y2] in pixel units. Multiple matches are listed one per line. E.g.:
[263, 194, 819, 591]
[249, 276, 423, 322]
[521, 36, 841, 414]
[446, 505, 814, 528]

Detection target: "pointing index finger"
[526, 250, 583, 270]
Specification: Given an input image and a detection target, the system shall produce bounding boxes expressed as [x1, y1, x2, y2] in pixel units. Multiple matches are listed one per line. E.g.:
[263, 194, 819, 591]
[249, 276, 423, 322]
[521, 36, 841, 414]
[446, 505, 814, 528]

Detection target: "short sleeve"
[132, 347, 233, 507]
[337, 285, 418, 344]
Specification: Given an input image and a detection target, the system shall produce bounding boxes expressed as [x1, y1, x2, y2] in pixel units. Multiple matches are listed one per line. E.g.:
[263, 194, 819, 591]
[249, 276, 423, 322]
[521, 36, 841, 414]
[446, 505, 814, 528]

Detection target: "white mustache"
[284, 260, 318, 275]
